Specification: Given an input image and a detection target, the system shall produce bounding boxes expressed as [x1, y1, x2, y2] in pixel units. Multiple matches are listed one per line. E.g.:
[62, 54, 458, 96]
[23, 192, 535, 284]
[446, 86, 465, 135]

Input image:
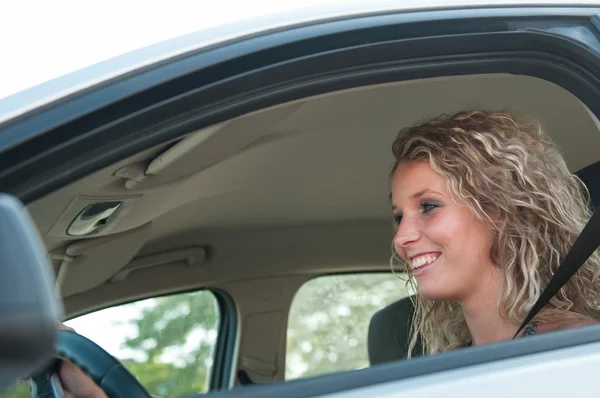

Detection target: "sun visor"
[114, 102, 303, 190]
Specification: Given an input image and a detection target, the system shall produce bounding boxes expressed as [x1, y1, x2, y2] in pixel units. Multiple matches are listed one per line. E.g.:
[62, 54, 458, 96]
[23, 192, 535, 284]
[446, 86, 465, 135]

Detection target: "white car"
[1, 1, 600, 397]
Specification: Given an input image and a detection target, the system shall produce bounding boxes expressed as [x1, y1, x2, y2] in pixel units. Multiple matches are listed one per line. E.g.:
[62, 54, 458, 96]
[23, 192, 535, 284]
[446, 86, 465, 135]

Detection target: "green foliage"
[116, 291, 219, 397]
[286, 273, 411, 379]
[124, 359, 208, 398]
[0, 383, 29, 398]
[119, 292, 218, 363]
[0, 273, 408, 398]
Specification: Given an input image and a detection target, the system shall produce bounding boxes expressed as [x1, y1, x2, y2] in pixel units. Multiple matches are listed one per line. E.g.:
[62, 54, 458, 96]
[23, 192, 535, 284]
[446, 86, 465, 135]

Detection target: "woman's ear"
[485, 209, 502, 230]
[489, 210, 501, 223]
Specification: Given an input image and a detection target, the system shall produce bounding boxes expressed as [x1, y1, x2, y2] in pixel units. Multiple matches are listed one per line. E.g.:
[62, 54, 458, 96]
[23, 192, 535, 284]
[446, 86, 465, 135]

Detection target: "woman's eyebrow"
[411, 189, 443, 199]
[389, 189, 445, 206]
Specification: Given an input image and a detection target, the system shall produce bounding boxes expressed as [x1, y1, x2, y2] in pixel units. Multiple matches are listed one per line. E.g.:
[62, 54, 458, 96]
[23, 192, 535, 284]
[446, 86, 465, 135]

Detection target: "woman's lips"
[410, 252, 441, 276]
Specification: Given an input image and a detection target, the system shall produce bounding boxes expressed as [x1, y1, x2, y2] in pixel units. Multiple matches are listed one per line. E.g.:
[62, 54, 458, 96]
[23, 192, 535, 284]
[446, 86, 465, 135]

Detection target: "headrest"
[367, 296, 422, 365]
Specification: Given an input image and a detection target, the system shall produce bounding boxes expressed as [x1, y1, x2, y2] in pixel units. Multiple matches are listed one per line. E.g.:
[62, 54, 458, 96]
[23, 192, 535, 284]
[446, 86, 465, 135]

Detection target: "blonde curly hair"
[390, 109, 600, 356]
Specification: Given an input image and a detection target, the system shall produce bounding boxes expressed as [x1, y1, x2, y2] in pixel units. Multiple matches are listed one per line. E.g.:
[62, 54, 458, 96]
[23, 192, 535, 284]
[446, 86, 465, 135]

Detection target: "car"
[3, 1, 600, 397]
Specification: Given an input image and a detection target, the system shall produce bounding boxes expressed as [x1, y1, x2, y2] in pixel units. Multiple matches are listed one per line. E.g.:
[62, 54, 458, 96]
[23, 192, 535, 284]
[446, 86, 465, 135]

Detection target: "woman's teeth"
[411, 254, 440, 269]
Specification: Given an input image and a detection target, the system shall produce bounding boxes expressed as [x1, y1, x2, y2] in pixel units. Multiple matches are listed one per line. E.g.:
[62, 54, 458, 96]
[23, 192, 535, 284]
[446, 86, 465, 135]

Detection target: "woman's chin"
[416, 283, 454, 302]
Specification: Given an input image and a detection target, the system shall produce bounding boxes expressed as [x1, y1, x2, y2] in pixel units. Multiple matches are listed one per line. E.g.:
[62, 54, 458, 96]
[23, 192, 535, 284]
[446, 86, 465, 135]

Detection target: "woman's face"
[391, 161, 499, 303]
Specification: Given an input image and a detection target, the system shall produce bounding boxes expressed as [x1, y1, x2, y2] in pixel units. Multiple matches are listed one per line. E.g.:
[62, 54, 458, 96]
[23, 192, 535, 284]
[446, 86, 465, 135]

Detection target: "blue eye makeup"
[421, 201, 440, 214]
[393, 200, 441, 226]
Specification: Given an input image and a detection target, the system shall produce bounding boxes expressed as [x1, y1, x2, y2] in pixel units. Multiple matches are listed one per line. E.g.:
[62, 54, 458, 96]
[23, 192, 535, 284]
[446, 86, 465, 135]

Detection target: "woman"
[58, 109, 600, 396]
[390, 109, 600, 357]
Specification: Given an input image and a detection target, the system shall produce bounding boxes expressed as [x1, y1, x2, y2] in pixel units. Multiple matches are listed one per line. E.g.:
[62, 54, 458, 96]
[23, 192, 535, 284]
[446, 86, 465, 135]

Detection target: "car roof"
[2, 0, 600, 126]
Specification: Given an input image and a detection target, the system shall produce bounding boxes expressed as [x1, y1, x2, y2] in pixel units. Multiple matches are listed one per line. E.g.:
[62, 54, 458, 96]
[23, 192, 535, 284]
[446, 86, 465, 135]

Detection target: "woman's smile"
[409, 252, 441, 275]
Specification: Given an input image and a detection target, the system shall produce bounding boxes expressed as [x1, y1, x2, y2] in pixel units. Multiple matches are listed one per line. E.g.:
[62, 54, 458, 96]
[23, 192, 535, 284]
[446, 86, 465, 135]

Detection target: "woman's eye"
[421, 201, 439, 213]
[393, 213, 403, 225]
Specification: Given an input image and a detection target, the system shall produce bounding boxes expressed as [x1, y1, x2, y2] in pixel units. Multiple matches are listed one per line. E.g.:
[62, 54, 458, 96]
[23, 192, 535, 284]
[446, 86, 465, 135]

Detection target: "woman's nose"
[393, 216, 421, 251]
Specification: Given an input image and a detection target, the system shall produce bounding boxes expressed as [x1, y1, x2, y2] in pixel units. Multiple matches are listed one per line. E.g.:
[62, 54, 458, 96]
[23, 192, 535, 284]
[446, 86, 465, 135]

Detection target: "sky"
[64, 301, 145, 359]
[64, 296, 218, 365]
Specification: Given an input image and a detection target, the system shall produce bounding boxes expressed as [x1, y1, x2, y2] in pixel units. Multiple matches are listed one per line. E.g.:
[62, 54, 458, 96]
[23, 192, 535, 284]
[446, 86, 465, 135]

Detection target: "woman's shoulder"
[557, 317, 598, 330]
[539, 316, 597, 334]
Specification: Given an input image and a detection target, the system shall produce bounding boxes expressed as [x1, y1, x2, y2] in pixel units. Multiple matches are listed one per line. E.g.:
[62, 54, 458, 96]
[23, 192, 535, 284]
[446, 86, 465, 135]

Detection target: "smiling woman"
[390, 110, 600, 356]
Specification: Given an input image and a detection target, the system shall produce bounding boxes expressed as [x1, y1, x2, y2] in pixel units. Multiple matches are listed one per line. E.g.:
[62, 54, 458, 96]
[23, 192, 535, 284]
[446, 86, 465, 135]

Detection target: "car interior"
[18, 72, 600, 394]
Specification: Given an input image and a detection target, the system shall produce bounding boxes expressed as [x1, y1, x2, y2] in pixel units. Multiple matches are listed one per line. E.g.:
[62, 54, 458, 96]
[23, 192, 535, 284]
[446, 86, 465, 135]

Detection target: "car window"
[286, 273, 412, 380]
[1, 290, 220, 398]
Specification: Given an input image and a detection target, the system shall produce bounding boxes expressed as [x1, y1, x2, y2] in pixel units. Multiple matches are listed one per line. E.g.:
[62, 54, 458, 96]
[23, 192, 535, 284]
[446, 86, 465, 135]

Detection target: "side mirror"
[0, 194, 62, 392]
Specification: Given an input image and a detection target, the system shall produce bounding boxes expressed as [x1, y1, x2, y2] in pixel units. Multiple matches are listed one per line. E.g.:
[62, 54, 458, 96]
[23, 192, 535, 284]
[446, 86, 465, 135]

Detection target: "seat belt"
[513, 206, 600, 338]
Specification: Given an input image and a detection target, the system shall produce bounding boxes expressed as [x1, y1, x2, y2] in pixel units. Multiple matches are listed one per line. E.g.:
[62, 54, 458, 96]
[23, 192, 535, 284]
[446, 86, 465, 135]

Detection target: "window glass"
[1, 290, 220, 398]
[286, 273, 412, 380]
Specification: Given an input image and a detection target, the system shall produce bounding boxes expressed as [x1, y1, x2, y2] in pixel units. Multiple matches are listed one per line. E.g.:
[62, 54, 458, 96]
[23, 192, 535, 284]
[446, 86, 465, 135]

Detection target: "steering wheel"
[30, 330, 151, 398]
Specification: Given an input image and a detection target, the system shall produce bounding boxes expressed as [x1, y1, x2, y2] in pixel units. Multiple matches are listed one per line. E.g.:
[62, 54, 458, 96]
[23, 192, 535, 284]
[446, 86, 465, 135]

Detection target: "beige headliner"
[27, 73, 600, 316]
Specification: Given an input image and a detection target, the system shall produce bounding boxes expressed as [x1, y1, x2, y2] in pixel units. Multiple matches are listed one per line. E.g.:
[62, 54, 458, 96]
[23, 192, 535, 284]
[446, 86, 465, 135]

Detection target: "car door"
[3, 2, 600, 397]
